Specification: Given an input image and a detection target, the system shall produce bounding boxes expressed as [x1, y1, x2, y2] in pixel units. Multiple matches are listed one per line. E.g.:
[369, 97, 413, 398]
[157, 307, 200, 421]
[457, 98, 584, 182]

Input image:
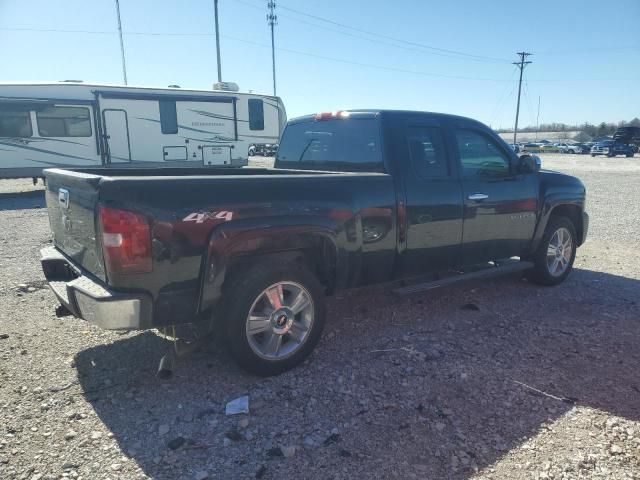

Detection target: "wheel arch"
[198, 222, 341, 315]
[530, 201, 585, 253]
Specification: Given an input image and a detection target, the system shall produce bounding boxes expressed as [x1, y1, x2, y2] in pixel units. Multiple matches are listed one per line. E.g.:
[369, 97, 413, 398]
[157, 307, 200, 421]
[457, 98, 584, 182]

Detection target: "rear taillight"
[314, 111, 350, 120]
[99, 206, 152, 275]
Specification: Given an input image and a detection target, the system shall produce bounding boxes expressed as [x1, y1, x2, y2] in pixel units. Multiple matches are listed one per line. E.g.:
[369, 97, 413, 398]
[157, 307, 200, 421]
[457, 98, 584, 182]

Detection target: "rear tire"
[527, 216, 577, 286]
[219, 261, 326, 376]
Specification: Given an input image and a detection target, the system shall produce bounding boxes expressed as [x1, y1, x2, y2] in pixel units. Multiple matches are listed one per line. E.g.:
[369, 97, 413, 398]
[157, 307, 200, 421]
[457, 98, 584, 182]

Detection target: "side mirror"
[518, 154, 541, 174]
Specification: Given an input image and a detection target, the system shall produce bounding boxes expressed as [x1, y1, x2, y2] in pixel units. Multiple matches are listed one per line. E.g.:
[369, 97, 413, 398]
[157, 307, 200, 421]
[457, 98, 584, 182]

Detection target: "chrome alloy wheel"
[245, 281, 314, 360]
[546, 227, 573, 277]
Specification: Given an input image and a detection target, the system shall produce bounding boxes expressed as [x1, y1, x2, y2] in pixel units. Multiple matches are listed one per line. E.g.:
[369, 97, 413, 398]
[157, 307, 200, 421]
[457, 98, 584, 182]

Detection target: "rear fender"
[198, 217, 342, 313]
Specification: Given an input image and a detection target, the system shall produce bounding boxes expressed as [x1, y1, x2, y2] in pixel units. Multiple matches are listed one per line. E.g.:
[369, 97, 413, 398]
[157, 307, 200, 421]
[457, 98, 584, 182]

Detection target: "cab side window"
[455, 129, 510, 178]
[406, 126, 449, 178]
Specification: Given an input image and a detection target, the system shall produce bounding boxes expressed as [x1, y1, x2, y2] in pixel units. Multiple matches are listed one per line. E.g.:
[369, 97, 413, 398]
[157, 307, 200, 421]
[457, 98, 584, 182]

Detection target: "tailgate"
[44, 169, 106, 280]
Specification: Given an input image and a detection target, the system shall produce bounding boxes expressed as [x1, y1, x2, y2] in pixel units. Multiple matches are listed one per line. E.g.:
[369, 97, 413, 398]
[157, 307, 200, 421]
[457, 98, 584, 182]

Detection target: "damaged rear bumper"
[40, 246, 153, 330]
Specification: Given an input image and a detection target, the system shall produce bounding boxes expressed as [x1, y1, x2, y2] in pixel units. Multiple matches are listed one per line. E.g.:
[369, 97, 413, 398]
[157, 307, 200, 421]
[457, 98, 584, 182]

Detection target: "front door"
[454, 128, 537, 264]
[102, 109, 131, 163]
[401, 122, 464, 275]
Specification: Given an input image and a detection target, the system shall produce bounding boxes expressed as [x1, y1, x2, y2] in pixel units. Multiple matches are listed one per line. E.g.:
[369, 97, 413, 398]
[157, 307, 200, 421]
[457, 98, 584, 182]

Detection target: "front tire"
[220, 261, 326, 376]
[528, 216, 577, 286]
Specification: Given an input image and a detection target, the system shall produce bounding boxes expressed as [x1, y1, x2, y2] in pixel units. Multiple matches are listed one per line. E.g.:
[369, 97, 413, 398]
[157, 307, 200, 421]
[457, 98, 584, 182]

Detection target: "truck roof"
[288, 109, 487, 128]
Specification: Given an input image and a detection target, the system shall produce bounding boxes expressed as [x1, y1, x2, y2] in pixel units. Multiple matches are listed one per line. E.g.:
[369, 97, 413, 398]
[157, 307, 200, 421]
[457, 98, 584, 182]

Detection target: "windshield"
[276, 117, 384, 172]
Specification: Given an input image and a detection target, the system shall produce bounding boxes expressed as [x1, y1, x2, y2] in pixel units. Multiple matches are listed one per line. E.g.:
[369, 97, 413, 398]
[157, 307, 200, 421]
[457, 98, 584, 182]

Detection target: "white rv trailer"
[0, 81, 286, 179]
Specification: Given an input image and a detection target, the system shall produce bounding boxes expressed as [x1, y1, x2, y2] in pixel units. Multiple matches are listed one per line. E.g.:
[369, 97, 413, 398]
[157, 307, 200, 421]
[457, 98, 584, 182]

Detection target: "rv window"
[159, 100, 178, 134]
[248, 99, 264, 130]
[0, 110, 33, 137]
[36, 106, 91, 137]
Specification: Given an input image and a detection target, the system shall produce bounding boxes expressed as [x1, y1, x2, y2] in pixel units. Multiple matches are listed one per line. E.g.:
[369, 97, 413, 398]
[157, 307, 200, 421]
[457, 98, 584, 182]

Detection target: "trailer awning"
[0, 97, 53, 110]
[94, 90, 236, 103]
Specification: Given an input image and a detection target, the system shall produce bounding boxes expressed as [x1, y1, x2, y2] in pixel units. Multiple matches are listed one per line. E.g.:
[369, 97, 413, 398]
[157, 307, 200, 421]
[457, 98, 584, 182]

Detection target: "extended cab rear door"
[451, 125, 538, 263]
[393, 115, 464, 275]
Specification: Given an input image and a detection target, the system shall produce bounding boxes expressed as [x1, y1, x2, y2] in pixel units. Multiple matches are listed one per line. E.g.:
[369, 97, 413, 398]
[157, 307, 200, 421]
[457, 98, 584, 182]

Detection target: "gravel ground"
[0, 155, 638, 480]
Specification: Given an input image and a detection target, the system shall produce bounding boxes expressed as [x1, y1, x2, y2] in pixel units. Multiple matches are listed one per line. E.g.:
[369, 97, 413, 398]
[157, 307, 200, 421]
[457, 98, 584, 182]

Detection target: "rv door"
[102, 109, 131, 163]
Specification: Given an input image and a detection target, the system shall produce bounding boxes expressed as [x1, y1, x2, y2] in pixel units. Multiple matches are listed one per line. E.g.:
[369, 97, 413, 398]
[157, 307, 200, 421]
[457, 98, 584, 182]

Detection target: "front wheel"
[528, 216, 577, 286]
[220, 261, 326, 376]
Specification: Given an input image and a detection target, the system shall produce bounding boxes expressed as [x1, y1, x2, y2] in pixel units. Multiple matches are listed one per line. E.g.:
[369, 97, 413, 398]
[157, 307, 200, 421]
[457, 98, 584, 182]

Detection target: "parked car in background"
[509, 143, 520, 153]
[522, 143, 543, 152]
[576, 143, 594, 154]
[590, 140, 634, 157]
[557, 143, 581, 154]
[248, 143, 279, 157]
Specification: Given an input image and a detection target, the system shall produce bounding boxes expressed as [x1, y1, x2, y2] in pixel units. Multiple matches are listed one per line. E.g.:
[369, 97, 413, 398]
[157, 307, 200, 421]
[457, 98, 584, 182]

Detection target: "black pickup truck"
[41, 110, 588, 375]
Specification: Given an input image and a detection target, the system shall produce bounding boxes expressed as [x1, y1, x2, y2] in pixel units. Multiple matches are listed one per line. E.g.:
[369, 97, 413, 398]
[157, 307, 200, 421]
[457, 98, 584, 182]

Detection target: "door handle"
[467, 193, 489, 201]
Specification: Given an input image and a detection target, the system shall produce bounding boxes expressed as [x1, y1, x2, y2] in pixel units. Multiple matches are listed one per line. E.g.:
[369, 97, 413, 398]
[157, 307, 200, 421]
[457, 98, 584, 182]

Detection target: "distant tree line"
[497, 118, 640, 142]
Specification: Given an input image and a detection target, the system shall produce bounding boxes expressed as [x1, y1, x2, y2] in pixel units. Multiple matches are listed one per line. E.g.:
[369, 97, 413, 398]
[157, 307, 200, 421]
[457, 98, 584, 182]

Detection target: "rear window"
[0, 109, 32, 137]
[37, 106, 91, 137]
[276, 117, 383, 172]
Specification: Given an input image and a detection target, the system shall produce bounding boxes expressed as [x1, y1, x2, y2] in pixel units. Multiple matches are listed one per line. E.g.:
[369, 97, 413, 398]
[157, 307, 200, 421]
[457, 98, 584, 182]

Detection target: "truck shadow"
[0, 189, 45, 211]
[74, 267, 639, 479]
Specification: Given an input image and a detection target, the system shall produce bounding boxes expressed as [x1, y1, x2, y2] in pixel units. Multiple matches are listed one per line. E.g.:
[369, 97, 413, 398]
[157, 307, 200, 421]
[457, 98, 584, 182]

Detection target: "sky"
[1, 0, 639, 129]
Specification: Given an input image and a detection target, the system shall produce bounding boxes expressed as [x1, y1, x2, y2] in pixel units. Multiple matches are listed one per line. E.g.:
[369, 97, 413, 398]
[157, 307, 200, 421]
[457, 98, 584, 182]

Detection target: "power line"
[522, 74, 536, 129]
[232, 0, 511, 64]
[231, 0, 510, 64]
[0, 26, 510, 80]
[488, 66, 519, 127]
[5, 26, 632, 83]
[275, 1, 512, 63]
[220, 33, 512, 82]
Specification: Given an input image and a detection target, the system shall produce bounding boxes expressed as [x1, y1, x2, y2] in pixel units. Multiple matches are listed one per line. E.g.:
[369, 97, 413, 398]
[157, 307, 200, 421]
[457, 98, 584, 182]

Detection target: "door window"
[36, 106, 91, 137]
[0, 109, 32, 137]
[455, 129, 510, 178]
[406, 126, 449, 178]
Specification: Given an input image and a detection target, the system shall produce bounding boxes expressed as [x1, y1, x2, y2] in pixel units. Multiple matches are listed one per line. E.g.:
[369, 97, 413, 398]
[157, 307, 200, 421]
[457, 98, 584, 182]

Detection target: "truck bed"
[43, 166, 397, 326]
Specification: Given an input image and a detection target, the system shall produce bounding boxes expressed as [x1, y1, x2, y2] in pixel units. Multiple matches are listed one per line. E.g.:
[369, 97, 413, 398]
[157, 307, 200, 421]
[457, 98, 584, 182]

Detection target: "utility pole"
[214, 0, 222, 82]
[114, 0, 128, 85]
[267, 1, 277, 96]
[512, 51, 532, 145]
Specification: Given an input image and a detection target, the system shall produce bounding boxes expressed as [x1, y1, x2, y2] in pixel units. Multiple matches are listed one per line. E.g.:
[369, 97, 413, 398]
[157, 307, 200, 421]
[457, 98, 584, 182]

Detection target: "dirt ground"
[0, 154, 638, 480]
